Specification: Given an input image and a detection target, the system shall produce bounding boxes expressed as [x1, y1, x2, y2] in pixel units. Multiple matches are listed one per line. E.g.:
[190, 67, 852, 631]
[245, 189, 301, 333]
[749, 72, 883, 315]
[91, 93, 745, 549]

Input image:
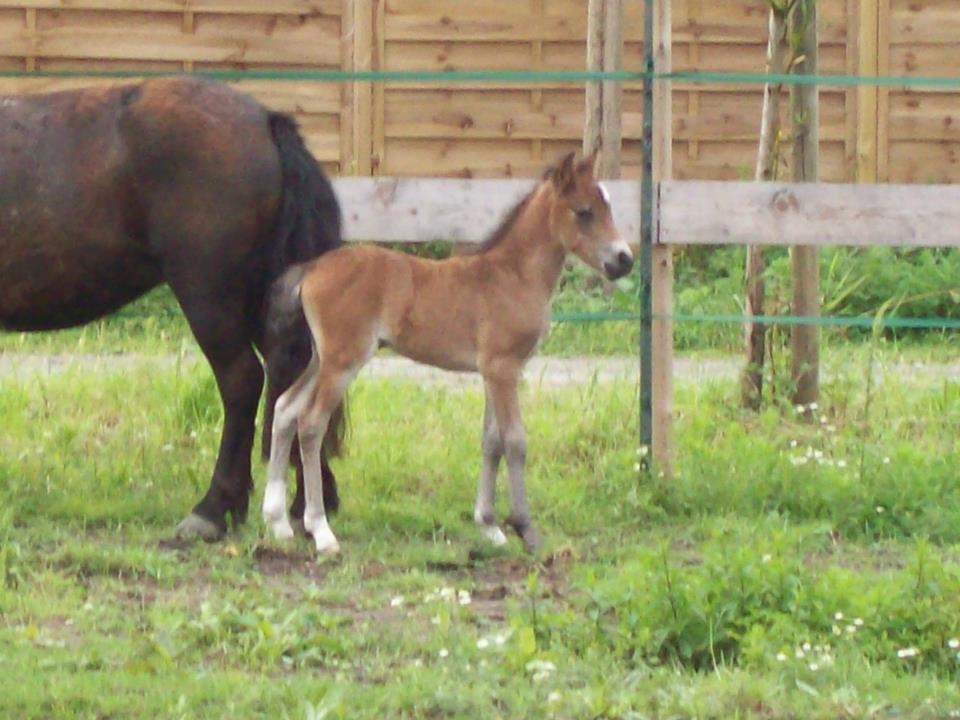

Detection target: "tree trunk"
[790, 0, 820, 411]
[741, 4, 790, 410]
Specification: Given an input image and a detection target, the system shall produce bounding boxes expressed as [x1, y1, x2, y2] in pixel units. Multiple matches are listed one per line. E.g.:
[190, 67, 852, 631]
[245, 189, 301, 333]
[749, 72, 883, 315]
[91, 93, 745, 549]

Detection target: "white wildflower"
[809, 402, 819, 411]
[458, 590, 472, 606]
[390, 595, 405, 607]
[438, 648, 449, 659]
[790, 439, 798, 448]
[548, 691, 562, 704]
[762, 554, 772, 563]
[876, 506, 885, 514]
[802, 642, 812, 652]
[845, 625, 856, 634]
[882, 456, 891, 464]
[897, 647, 919, 659]
[477, 638, 490, 650]
[834, 612, 844, 621]
[809, 662, 819, 672]
[776, 652, 788, 662]
[853, 618, 864, 627]
[634, 462, 642, 472]
[637, 446, 649, 458]
[494, 633, 508, 646]
[948, 638, 959, 649]
[837, 459, 847, 468]
[439, 587, 455, 600]
[790, 456, 809, 466]
[795, 648, 805, 659]
[832, 625, 842, 636]
[526, 659, 556, 683]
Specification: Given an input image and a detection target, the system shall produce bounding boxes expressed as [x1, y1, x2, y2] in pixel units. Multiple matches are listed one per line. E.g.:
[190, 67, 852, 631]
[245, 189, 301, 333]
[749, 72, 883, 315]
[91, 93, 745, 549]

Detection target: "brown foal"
[262, 152, 633, 554]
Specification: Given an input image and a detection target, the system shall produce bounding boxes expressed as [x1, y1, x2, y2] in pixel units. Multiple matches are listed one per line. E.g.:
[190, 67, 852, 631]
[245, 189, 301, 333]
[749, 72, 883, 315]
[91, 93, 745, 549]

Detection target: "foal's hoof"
[519, 527, 543, 554]
[310, 524, 341, 555]
[507, 517, 542, 553]
[478, 523, 508, 546]
[174, 513, 225, 542]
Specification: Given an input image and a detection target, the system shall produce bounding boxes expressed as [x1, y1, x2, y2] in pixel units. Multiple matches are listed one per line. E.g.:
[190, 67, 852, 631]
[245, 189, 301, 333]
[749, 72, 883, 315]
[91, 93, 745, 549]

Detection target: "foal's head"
[547, 152, 634, 281]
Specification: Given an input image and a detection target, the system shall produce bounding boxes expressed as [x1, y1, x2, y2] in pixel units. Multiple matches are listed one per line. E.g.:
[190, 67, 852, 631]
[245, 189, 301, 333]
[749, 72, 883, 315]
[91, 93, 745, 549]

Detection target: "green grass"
[2, 350, 960, 718]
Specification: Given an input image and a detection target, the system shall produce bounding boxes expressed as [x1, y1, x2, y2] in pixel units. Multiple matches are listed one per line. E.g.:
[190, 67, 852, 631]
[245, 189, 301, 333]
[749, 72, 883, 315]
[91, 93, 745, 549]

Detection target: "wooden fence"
[0, 0, 956, 182]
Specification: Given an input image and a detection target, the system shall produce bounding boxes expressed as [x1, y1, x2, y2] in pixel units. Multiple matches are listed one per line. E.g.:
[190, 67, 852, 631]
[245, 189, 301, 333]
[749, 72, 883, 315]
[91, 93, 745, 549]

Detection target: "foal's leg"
[474, 391, 508, 546]
[483, 363, 542, 552]
[297, 390, 342, 555]
[262, 355, 318, 539]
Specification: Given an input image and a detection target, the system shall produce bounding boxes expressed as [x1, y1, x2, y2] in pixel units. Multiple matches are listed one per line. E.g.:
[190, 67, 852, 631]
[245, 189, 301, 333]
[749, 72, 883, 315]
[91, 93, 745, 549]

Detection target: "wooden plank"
[333, 177, 640, 242]
[0, 1, 342, 14]
[372, 0, 386, 173]
[0, 29, 342, 65]
[351, 0, 373, 175]
[659, 180, 960, 247]
[856, 0, 878, 181]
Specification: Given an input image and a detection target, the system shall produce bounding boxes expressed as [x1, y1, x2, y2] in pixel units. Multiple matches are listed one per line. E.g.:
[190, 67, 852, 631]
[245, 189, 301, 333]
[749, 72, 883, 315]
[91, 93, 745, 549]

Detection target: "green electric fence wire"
[551, 312, 960, 329]
[2, 67, 960, 89]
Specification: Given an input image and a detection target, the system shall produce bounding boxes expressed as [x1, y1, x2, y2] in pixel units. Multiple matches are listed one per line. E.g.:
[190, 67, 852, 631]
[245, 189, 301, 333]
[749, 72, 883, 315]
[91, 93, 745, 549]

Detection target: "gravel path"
[4, 351, 960, 388]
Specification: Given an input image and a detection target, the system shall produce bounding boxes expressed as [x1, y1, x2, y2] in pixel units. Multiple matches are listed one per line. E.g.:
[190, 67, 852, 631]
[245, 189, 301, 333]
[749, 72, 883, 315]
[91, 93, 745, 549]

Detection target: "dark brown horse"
[0, 77, 343, 540]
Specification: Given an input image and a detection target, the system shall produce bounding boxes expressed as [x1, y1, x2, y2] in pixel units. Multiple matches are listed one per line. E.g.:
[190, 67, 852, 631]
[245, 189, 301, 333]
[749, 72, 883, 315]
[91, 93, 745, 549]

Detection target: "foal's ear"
[551, 151, 577, 195]
[577, 151, 600, 177]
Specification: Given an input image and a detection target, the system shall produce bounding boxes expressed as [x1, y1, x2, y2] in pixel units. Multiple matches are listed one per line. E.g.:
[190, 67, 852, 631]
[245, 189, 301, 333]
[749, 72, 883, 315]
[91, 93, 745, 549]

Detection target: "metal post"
[639, 0, 654, 460]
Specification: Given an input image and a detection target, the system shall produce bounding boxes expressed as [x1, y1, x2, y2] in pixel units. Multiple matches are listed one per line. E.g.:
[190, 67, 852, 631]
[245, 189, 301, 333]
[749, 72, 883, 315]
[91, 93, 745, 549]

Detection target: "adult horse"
[0, 76, 343, 540]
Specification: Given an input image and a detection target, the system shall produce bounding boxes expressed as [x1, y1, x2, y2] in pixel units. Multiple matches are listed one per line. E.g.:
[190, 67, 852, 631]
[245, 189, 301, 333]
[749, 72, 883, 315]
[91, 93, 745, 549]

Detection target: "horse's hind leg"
[289, 455, 336, 536]
[262, 355, 318, 539]
[170, 278, 264, 541]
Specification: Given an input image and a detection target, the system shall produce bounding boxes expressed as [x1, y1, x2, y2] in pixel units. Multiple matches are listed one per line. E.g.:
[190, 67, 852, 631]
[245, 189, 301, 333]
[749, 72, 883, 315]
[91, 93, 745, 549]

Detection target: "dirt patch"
[253, 544, 335, 582]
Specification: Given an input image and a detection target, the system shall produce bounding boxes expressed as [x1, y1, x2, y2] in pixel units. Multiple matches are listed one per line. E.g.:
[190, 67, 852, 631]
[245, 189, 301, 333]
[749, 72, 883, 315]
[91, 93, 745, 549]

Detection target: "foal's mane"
[473, 181, 541, 254]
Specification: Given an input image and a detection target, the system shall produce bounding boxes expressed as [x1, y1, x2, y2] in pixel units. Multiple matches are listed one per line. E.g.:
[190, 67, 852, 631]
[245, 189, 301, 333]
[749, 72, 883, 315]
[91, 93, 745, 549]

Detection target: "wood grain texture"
[660, 180, 960, 248]
[334, 177, 640, 242]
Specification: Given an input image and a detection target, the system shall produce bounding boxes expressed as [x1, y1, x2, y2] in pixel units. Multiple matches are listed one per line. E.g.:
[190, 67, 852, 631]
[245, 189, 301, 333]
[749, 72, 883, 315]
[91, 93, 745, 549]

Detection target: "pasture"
[2, 314, 960, 719]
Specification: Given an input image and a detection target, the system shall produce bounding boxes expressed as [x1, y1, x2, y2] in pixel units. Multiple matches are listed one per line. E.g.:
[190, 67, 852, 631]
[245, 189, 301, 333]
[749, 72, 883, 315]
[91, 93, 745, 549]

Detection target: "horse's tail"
[266, 112, 342, 279]
[261, 112, 346, 467]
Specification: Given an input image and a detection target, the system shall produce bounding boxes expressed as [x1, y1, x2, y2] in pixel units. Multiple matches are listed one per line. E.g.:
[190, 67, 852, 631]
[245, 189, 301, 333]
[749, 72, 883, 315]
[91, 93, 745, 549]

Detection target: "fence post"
[651, 0, 673, 474]
[600, 0, 624, 178]
[584, 0, 605, 155]
[790, 0, 820, 410]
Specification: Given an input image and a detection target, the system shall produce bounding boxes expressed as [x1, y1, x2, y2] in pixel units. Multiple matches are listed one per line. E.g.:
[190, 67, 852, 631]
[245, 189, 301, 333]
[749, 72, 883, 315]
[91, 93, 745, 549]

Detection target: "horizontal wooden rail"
[659, 181, 960, 248]
[335, 177, 639, 243]
[333, 178, 960, 248]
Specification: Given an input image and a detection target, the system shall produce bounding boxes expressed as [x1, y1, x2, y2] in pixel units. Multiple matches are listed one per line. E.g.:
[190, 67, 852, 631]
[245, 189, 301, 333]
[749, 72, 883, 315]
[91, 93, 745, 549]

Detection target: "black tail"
[261, 113, 346, 485]
[266, 112, 342, 280]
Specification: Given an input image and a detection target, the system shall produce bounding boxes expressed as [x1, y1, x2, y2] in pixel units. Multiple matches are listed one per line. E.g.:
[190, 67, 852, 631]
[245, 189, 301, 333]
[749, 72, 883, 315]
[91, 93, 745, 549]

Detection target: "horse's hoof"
[520, 526, 543, 554]
[174, 513, 225, 542]
[478, 523, 508, 546]
[270, 520, 295, 541]
[507, 516, 542, 554]
[310, 523, 340, 555]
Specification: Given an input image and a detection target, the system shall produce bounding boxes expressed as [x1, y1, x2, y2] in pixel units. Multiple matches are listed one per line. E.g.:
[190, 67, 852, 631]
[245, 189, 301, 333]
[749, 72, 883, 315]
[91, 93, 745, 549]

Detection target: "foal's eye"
[575, 207, 594, 224]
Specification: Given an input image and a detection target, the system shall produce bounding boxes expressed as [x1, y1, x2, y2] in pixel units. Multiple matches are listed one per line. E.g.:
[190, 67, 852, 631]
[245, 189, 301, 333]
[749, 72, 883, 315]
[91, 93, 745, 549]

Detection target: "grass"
[2, 347, 960, 718]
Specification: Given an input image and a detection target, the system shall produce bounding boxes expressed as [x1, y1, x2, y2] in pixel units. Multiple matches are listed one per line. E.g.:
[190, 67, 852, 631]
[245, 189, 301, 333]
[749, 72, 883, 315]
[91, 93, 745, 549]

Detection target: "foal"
[262, 152, 633, 554]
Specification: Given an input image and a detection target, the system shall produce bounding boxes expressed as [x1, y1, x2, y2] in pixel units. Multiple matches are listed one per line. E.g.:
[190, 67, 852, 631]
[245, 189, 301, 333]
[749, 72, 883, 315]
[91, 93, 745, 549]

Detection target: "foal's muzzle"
[602, 243, 634, 281]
